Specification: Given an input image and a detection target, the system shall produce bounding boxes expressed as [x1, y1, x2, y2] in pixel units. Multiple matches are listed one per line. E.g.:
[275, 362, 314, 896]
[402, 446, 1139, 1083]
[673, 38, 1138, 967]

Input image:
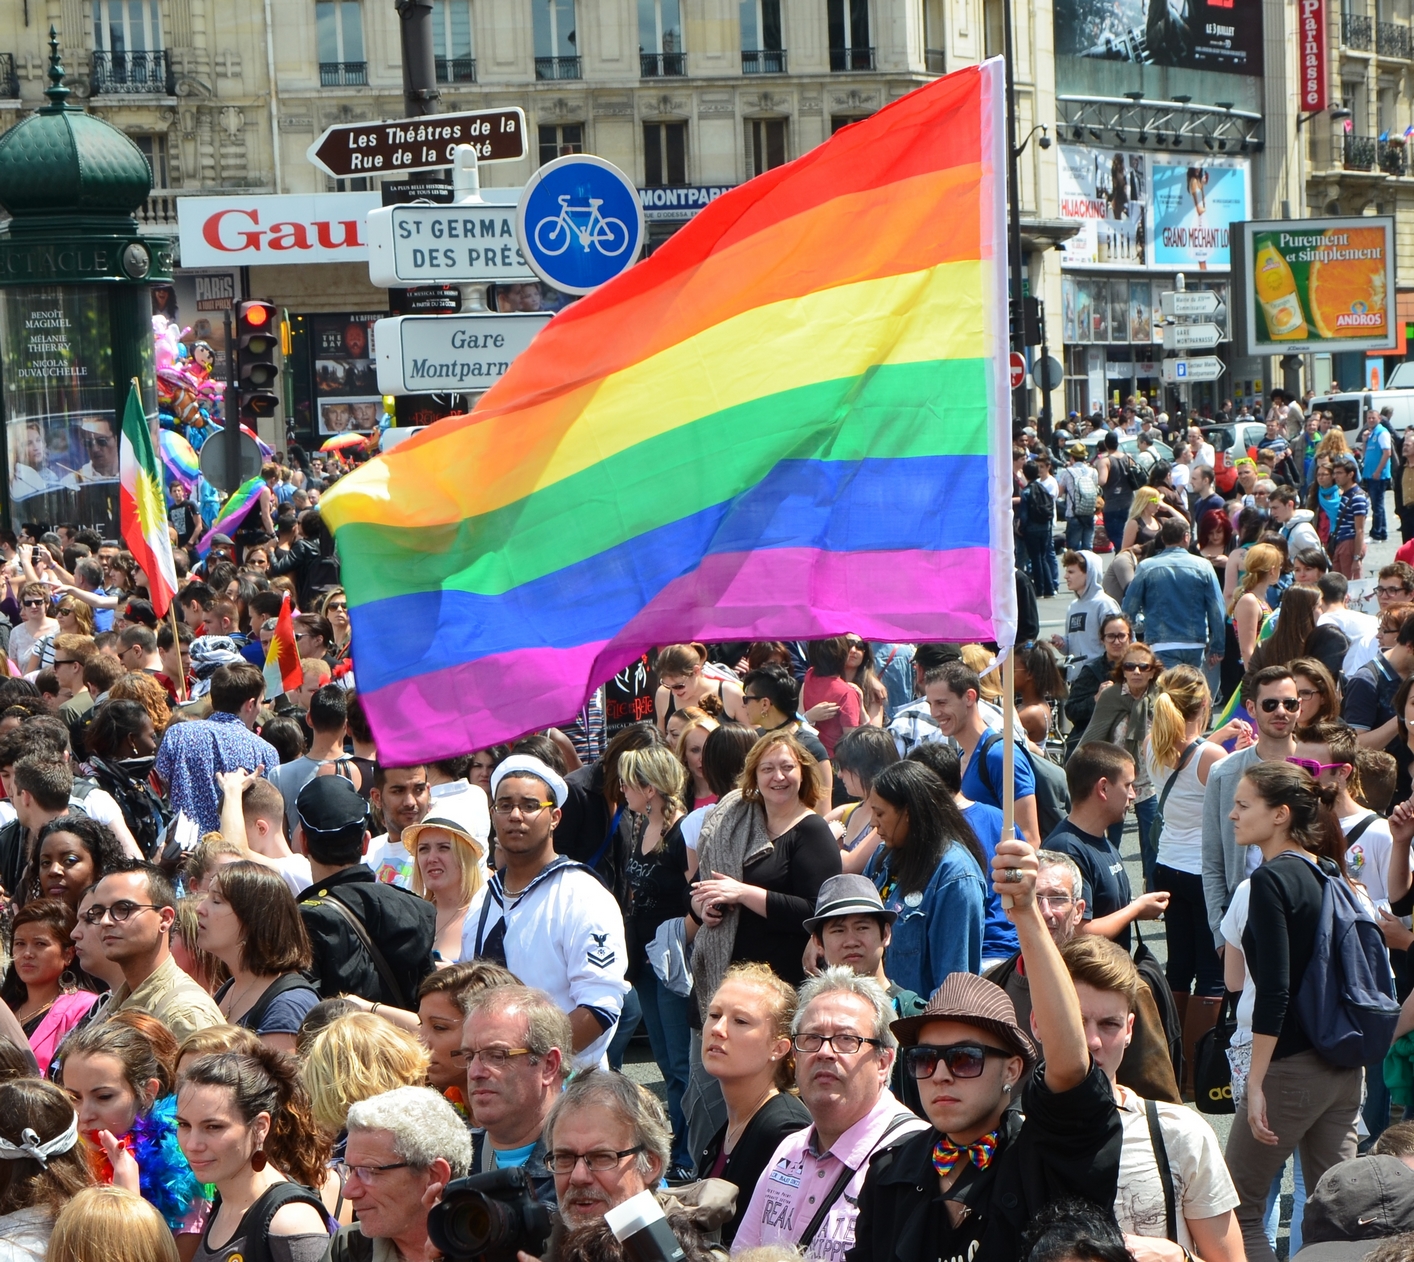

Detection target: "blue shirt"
[962, 801, 1019, 958]
[961, 731, 1036, 812]
[491, 1141, 537, 1169]
[1363, 425, 1393, 479]
[154, 711, 280, 834]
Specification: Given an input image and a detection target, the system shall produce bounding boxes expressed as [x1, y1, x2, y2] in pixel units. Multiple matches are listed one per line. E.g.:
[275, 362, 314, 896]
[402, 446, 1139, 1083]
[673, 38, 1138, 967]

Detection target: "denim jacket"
[1121, 546, 1226, 657]
[868, 843, 986, 999]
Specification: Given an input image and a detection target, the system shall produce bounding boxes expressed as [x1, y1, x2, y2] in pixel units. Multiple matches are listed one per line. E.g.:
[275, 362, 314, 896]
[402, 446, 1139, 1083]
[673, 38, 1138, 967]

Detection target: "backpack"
[1068, 464, 1100, 518]
[1022, 480, 1055, 527]
[1293, 857, 1400, 1068]
[976, 731, 1072, 838]
[1120, 453, 1145, 491]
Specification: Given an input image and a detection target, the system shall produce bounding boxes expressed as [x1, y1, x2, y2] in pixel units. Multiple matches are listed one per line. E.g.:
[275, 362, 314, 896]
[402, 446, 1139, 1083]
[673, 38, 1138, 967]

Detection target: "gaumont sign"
[177, 193, 381, 268]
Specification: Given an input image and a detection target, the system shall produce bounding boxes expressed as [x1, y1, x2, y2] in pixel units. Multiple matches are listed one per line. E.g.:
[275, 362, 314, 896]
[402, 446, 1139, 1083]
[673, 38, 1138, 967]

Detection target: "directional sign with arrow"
[1162, 322, 1224, 351]
[1161, 356, 1225, 384]
[307, 108, 526, 179]
[1161, 290, 1226, 320]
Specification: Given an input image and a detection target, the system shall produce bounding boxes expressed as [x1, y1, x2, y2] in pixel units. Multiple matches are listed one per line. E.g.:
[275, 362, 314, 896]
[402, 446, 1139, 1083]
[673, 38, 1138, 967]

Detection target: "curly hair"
[102, 677, 171, 737]
[301, 1013, 429, 1133]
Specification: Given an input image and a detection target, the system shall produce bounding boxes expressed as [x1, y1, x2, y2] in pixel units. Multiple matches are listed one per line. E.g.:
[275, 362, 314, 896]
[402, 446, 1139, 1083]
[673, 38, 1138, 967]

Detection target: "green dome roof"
[0, 30, 152, 225]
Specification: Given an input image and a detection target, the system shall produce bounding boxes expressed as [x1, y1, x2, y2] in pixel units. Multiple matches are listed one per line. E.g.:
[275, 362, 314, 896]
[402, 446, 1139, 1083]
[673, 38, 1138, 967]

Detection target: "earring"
[58, 970, 77, 995]
[251, 1149, 267, 1172]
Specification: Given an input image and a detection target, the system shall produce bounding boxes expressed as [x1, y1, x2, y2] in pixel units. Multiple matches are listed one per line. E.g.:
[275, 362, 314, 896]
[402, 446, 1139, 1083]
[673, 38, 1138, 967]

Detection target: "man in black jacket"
[846, 838, 1121, 1262]
[295, 775, 435, 1009]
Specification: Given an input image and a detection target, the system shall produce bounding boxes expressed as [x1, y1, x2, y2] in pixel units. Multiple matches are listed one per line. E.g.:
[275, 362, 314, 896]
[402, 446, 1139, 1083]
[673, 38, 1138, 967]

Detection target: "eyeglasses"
[1121, 661, 1155, 673]
[1295, 688, 1320, 701]
[792, 1032, 881, 1056]
[326, 602, 348, 612]
[491, 799, 555, 818]
[450, 1046, 533, 1068]
[1102, 631, 1130, 642]
[545, 1146, 644, 1175]
[335, 1161, 412, 1182]
[21, 600, 46, 609]
[1287, 756, 1349, 776]
[1259, 697, 1301, 713]
[1377, 585, 1412, 598]
[742, 694, 765, 704]
[903, 1043, 1012, 1081]
[1036, 894, 1075, 908]
[51, 659, 79, 668]
[80, 901, 161, 925]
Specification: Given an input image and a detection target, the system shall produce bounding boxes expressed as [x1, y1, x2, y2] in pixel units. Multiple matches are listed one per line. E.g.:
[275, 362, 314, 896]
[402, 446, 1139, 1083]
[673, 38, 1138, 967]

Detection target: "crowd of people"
[0, 403, 1411, 1262]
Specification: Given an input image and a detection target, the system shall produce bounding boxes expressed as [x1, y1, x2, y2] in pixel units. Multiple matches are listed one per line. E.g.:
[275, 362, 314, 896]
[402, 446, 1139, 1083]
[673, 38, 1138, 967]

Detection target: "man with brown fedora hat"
[846, 836, 1122, 1262]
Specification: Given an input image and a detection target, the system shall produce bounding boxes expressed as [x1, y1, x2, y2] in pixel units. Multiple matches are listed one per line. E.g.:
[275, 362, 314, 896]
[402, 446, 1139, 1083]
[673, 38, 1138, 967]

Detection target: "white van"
[1308, 383, 1414, 435]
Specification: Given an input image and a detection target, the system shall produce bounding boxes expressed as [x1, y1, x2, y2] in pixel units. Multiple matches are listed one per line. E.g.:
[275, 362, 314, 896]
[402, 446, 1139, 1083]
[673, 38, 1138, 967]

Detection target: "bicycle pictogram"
[532, 196, 631, 258]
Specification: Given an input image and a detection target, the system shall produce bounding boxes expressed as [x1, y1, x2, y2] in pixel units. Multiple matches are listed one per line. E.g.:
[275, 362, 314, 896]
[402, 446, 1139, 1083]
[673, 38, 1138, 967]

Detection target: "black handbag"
[1193, 991, 1238, 1115]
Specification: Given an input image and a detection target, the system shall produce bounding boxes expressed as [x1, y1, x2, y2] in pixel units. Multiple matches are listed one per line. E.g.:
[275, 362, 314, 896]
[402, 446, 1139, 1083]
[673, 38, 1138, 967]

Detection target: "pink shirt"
[732, 1089, 927, 1261]
[801, 670, 862, 759]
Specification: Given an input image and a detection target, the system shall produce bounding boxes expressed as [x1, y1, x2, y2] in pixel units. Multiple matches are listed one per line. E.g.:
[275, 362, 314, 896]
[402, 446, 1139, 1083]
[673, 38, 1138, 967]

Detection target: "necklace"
[221, 975, 267, 1019]
[723, 1085, 778, 1153]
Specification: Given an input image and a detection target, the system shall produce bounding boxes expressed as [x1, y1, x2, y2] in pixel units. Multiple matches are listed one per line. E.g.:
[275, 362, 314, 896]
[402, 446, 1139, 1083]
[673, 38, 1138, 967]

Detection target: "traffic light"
[237, 300, 279, 420]
[1009, 296, 1042, 348]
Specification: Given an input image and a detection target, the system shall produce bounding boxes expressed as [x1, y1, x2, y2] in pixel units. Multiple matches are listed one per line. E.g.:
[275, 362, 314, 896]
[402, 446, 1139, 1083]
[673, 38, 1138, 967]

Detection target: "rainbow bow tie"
[931, 1131, 999, 1177]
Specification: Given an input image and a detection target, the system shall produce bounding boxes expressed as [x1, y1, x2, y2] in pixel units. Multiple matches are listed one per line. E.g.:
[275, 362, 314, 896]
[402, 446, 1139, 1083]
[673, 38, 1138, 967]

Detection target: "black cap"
[122, 599, 157, 628]
[296, 775, 368, 837]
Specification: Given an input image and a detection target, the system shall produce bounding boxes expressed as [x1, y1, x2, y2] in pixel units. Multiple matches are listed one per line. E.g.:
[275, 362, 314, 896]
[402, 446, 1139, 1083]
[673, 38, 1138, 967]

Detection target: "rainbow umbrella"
[159, 430, 201, 489]
[320, 432, 370, 453]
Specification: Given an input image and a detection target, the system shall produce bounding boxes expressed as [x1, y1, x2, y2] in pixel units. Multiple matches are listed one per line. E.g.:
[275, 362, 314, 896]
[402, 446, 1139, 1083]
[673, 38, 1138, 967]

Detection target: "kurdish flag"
[263, 592, 303, 700]
[119, 381, 179, 618]
[322, 61, 1015, 760]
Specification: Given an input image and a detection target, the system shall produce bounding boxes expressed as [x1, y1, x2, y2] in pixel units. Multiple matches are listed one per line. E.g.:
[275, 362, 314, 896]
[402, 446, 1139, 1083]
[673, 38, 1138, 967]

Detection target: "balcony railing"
[925, 47, 946, 72]
[741, 48, 787, 72]
[1343, 13, 1373, 49]
[829, 45, 875, 70]
[1379, 138, 1408, 175]
[1344, 132, 1378, 169]
[535, 55, 581, 79]
[434, 55, 477, 83]
[1377, 20, 1411, 55]
[90, 49, 174, 95]
[319, 61, 367, 86]
[640, 51, 686, 76]
[137, 191, 179, 227]
[0, 54, 16, 98]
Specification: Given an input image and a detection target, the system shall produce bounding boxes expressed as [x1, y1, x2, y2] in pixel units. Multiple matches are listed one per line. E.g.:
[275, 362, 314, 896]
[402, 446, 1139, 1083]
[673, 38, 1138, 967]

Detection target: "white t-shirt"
[363, 833, 413, 888]
[680, 805, 711, 853]
[1170, 463, 1191, 490]
[265, 852, 312, 899]
[1342, 809, 1394, 907]
[1219, 880, 1254, 1048]
[1113, 1085, 1239, 1249]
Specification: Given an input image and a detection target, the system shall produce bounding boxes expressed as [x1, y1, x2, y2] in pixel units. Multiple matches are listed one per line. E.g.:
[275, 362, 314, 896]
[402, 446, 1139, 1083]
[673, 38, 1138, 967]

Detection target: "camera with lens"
[427, 1168, 556, 1262]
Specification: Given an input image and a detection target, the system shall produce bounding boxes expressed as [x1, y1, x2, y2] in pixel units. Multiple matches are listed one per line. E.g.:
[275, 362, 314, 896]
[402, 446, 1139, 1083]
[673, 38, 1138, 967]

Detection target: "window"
[922, 0, 945, 71]
[333, 176, 374, 191]
[828, 0, 872, 69]
[432, 0, 476, 82]
[745, 119, 786, 175]
[317, 0, 366, 83]
[92, 0, 163, 53]
[534, 0, 577, 56]
[740, 0, 785, 70]
[640, 0, 685, 73]
[538, 123, 583, 167]
[644, 122, 687, 186]
[134, 134, 168, 187]
[983, 0, 1004, 59]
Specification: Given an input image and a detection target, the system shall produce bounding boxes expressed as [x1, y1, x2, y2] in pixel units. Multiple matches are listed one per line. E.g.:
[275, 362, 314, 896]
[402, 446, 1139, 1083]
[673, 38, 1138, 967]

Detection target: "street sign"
[517, 155, 644, 295]
[1162, 322, 1224, 351]
[1161, 356, 1225, 384]
[367, 201, 537, 286]
[1160, 290, 1224, 318]
[306, 108, 527, 179]
[1036, 355, 1064, 392]
[197, 428, 264, 492]
[374, 313, 552, 395]
[1009, 352, 1026, 390]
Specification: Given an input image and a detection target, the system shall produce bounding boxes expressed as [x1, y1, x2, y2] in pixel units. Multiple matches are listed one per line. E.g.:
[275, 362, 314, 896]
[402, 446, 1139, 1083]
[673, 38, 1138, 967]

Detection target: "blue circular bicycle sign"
[516, 154, 645, 295]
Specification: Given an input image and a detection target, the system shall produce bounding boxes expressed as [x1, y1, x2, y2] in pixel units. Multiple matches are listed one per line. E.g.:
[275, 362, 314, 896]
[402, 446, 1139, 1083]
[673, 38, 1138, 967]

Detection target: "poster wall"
[1053, 0, 1263, 75]
[310, 313, 382, 434]
[1059, 146, 1251, 273]
[1233, 216, 1397, 355]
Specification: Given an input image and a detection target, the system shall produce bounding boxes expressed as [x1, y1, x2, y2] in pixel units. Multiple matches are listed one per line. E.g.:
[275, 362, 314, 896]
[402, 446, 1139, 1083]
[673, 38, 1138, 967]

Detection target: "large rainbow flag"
[322, 60, 1015, 760]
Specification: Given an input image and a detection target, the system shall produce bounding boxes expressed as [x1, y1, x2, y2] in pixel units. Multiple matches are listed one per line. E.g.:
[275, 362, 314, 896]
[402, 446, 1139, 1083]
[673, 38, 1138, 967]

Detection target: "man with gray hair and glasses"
[324, 1085, 473, 1262]
[459, 984, 572, 1205]
[733, 967, 928, 1261]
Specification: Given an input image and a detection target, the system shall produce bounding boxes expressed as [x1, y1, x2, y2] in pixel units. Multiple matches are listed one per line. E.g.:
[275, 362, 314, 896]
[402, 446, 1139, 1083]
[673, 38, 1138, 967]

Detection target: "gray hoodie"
[1059, 550, 1121, 677]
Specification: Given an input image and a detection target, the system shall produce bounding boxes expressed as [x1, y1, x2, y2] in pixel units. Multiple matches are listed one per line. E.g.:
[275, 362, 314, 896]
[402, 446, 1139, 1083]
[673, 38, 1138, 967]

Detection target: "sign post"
[373, 313, 552, 395]
[306, 108, 527, 179]
[516, 155, 645, 295]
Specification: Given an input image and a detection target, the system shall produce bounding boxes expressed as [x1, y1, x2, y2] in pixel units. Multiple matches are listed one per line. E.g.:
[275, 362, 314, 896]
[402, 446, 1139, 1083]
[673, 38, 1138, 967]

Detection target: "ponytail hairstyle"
[1148, 665, 1211, 772]
[1228, 542, 1283, 614]
[1240, 761, 1348, 877]
[617, 745, 688, 847]
[717, 962, 799, 1092]
[656, 643, 708, 679]
[177, 1049, 330, 1189]
[57, 1018, 175, 1117]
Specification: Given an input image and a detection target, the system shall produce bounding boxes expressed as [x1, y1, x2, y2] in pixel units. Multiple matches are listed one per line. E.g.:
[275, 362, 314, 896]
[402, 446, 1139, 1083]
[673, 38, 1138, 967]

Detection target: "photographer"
[462, 985, 571, 1205]
[324, 1085, 473, 1262]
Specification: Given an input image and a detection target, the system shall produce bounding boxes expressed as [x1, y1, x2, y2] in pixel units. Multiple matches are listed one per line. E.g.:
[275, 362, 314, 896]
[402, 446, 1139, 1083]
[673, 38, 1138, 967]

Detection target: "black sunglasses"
[1259, 697, 1301, 713]
[903, 1043, 1013, 1080]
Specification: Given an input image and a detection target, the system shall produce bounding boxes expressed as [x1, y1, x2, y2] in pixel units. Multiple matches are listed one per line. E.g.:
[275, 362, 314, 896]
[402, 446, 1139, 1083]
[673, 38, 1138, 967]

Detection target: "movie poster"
[1150, 157, 1250, 270]
[1058, 146, 1148, 269]
[1053, 0, 1263, 75]
[311, 313, 382, 435]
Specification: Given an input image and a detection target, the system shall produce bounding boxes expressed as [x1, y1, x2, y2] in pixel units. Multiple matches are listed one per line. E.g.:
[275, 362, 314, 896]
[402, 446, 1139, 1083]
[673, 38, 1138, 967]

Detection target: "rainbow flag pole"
[322, 60, 1015, 762]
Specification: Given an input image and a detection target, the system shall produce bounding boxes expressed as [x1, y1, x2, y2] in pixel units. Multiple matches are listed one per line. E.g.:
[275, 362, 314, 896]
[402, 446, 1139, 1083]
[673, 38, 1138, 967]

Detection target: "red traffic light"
[239, 300, 274, 329]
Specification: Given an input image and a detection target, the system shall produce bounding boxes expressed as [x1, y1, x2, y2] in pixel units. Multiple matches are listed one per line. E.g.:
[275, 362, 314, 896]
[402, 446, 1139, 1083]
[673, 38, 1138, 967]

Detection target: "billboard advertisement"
[1233, 217, 1397, 355]
[1054, 0, 1263, 75]
[1057, 145, 1148, 269]
[1149, 157, 1250, 269]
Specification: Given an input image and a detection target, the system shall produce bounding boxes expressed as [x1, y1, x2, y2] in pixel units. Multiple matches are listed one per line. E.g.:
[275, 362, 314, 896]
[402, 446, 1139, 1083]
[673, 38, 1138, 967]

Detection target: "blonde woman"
[960, 644, 1002, 704]
[403, 816, 485, 965]
[654, 643, 747, 729]
[1227, 542, 1283, 667]
[1145, 665, 1249, 1004]
[1120, 485, 1179, 553]
[300, 1013, 428, 1135]
[673, 712, 720, 809]
[46, 1187, 178, 1262]
[618, 744, 693, 1175]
